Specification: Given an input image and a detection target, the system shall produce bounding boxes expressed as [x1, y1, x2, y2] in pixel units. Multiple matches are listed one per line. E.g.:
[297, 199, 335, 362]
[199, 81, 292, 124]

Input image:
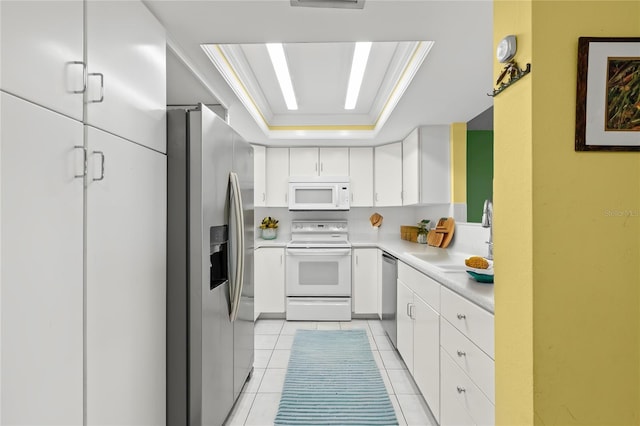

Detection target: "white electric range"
[285, 220, 352, 321]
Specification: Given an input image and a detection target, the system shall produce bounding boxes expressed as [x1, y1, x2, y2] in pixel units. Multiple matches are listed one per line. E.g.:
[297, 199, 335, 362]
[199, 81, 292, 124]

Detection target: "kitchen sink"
[406, 252, 468, 272]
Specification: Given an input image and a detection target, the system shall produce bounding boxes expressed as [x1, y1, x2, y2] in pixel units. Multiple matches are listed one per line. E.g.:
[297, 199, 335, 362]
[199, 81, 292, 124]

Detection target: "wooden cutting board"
[440, 217, 456, 248]
[428, 218, 447, 246]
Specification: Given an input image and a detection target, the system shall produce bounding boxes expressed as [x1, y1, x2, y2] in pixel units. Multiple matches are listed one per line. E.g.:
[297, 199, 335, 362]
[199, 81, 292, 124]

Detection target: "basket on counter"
[400, 226, 419, 242]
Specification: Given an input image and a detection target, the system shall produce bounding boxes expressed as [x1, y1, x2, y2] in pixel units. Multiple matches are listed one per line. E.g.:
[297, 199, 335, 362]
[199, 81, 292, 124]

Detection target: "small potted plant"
[259, 216, 279, 240]
[416, 219, 430, 244]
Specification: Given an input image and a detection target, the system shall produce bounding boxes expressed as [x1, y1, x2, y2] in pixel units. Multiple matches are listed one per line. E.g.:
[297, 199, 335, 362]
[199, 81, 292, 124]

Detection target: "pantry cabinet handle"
[73, 145, 86, 178]
[457, 313, 466, 320]
[69, 61, 87, 94]
[456, 350, 466, 357]
[262, 193, 266, 202]
[92, 150, 105, 181]
[410, 304, 415, 319]
[355, 255, 358, 266]
[456, 386, 466, 394]
[406, 303, 411, 318]
[320, 162, 323, 172]
[88, 72, 104, 103]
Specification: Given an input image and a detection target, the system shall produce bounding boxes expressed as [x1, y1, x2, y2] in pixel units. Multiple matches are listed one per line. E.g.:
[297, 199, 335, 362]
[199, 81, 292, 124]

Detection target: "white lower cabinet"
[1, 93, 84, 425]
[352, 248, 378, 314]
[397, 262, 440, 422]
[396, 261, 495, 426]
[254, 247, 285, 319]
[439, 286, 495, 426]
[413, 294, 440, 420]
[440, 349, 494, 426]
[86, 126, 167, 425]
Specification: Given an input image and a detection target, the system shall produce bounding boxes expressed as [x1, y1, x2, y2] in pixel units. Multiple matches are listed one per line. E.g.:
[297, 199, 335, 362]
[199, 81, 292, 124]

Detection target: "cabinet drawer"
[441, 287, 494, 358]
[398, 262, 439, 310]
[441, 349, 495, 426]
[441, 318, 494, 403]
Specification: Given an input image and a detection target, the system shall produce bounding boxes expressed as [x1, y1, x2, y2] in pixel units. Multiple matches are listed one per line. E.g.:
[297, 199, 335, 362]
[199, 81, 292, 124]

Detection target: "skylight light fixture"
[266, 43, 298, 110]
[344, 41, 372, 110]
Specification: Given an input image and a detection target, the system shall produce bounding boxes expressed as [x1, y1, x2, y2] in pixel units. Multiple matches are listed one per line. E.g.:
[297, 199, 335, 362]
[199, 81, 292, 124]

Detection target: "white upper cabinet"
[266, 147, 289, 207]
[374, 142, 403, 206]
[349, 147, 374, 207]
[319, 147, 349, 176]
[85, 0, 166, 153]
[253, 145, 266, 207]
[0, 1, 84, 120]
[402, 126, 451, 205]
[289, 147, 318, 177]
[290, 147, 349, 177]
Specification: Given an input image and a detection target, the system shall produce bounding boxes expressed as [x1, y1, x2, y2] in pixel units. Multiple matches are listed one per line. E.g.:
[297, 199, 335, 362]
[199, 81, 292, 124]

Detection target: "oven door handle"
[286, 248, 352, 256]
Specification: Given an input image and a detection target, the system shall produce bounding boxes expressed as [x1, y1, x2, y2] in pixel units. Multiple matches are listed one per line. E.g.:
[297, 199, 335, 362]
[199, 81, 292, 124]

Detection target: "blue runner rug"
[274, 329, 399, 426]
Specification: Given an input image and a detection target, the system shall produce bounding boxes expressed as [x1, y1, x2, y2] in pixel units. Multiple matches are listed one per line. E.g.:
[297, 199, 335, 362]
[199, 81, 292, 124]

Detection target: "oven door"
[285, 248, 352, 296]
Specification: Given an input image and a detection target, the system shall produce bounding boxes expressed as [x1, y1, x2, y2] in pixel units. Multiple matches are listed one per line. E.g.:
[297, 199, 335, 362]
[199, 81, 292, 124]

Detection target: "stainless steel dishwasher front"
[381, 251, 398, 348]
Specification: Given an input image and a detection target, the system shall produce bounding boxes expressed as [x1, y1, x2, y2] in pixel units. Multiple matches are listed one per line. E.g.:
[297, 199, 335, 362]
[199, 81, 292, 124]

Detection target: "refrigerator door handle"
[229, 172, 244, 321]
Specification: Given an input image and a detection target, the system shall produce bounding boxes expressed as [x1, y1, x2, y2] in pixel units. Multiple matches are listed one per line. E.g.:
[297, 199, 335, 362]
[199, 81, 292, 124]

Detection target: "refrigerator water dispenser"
[210, 225, 228, 290]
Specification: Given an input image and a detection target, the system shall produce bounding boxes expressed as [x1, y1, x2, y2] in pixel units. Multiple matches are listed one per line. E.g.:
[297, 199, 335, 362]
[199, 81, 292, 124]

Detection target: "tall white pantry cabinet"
[0, 2, 167, 425]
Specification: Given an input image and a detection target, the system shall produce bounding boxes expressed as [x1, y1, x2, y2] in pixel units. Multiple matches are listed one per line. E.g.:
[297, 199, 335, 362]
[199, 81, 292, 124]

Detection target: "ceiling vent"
[290, 0, 365, 9]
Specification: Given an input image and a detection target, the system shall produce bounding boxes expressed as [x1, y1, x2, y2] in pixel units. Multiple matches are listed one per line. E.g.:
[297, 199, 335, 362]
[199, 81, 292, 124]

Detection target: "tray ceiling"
[202, 41, 432, 139]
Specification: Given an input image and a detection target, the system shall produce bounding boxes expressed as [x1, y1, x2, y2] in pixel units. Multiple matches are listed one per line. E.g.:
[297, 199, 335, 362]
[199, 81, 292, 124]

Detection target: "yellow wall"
[450, 122, 467, 204]
[495, 1, 640, 424]
[493, 1, 534, 424]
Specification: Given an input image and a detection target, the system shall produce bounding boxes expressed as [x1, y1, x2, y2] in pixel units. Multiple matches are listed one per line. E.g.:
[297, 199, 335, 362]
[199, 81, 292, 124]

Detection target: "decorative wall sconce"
[489, 35, 531, 97]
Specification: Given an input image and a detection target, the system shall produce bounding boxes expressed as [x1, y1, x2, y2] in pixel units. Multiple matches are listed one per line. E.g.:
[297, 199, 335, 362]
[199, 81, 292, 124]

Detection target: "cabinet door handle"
[73, 145, 86, 179]
[351, 192, 354, 202]
[320, 162, 323, 172]
[87, 72, 104, 103]
[410, 304, 415, 319]
[406, 303, 411, 318]
[68, 61, 87, 94]
[280, 254, 283, 265]
[285, 192, 288, 203]
[262, 193, 266, 202]
[456, 350, 466, 357]
[456, 386, 466, 394]
[315, 162, 318, 172]
[456, 313, 466, 320]
[92, 150, 105, 181]
[355, 255, 358, 266]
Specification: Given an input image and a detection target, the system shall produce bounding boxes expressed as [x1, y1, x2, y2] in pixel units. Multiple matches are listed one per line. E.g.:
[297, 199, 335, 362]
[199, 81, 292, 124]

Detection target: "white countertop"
[255, 233, 494, 314]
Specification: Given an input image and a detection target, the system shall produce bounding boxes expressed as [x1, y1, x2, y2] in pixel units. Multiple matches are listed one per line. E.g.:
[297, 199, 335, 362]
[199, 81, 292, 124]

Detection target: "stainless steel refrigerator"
[167, 105, 254, 426]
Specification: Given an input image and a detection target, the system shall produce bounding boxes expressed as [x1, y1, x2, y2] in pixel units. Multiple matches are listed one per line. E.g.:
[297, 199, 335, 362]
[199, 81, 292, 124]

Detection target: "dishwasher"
[381, 251, 398, 348]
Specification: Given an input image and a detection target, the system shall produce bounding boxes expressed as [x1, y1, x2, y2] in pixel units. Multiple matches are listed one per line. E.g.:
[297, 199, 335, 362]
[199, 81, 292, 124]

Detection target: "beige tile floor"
[224, 319, 437, 426]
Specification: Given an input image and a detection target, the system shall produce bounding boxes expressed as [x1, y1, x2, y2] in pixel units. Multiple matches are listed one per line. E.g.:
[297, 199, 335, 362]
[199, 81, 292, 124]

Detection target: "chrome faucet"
[481, 199, 493, 260]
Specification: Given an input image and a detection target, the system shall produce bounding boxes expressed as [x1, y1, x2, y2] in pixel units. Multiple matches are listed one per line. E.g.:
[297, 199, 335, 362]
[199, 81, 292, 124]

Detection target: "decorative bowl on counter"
[466, 270, 494, 283]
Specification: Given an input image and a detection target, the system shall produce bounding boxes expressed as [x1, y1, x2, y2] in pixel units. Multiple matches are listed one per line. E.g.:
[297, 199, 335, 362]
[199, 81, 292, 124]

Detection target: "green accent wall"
[466, 130, 493, 222]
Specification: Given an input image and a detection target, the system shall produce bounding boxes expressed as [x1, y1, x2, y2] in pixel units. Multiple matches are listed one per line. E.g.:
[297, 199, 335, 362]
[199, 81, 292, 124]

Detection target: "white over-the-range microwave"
[288, 177, 350, 211]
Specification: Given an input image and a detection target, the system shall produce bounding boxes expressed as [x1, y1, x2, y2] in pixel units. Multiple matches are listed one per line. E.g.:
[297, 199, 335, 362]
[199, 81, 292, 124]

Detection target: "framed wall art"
[575, 37, 640, 151]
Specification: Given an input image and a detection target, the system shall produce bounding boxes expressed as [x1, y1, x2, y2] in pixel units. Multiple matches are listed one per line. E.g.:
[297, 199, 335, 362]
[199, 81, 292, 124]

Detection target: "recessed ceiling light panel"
[344, 41, 372, 110]
[266, 43, 298, 110]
